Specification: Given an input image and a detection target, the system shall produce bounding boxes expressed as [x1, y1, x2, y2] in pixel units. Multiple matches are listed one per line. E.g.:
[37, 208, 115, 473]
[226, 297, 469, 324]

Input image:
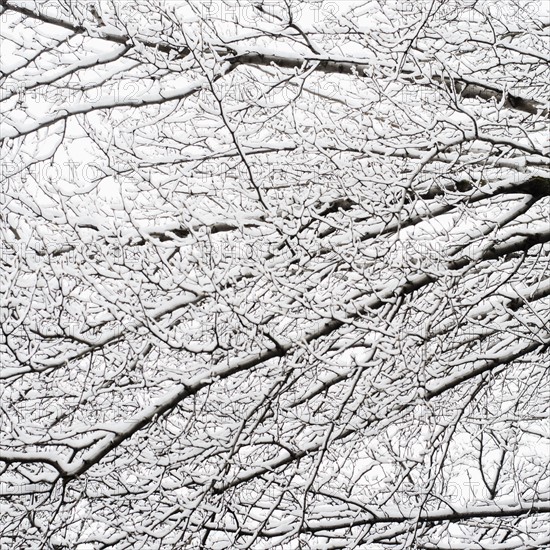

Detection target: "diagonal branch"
[2, 1, 546, 119]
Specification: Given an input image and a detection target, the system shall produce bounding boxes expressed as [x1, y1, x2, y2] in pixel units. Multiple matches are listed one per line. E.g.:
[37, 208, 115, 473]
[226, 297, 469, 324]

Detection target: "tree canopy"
[1, 1, 549, 548]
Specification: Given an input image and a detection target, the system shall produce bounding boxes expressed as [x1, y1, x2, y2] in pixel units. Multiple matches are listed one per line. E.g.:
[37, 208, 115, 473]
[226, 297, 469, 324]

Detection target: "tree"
[1, 0, 549, 548]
